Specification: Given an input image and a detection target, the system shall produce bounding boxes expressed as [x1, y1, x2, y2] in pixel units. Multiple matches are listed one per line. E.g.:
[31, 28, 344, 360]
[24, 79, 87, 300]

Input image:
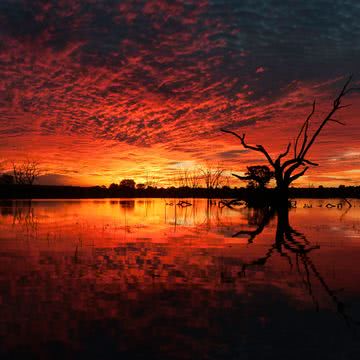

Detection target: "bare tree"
[187, 169, 201, 188]
[175, 168, 201, 188]
[200, 164, 225, 189]
[13, 160, 41, 185]
[222, 76, 359, 203]
[174, 169, 189, 188]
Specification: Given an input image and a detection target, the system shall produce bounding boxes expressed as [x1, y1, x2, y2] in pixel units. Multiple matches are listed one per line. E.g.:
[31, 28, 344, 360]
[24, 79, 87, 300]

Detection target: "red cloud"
[0, 1, 359, 186]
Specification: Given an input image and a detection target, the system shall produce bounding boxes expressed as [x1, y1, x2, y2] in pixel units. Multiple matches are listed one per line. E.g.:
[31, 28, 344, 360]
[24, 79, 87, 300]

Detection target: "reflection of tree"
[232, 206, 275, 243]
[234, 206, 358, 331]
[164, 199, 228, 230]
[119, 200, 135, 209]
[12, 201, 38, 238]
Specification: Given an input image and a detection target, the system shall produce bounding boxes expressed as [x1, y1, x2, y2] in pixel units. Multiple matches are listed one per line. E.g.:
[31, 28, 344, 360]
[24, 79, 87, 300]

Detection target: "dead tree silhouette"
[200, 165, 225, 190]
[13, 160, 41, 185]
[222, 76, 359, 205]
[12, 201, 38, 239]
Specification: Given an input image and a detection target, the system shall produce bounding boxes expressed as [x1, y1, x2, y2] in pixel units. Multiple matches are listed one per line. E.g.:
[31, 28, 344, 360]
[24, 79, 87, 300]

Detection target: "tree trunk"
[274, 176, 290, 208]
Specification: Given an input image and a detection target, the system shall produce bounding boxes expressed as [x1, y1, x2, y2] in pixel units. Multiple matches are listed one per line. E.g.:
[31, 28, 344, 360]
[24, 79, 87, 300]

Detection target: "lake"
[0, 198, 359, 359]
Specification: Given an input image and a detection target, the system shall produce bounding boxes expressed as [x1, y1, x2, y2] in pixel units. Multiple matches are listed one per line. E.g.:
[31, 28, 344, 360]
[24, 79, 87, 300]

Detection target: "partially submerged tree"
[233, 165, 274, 189]
[222, 76, 359, 203]
[13, 160, 41, 185]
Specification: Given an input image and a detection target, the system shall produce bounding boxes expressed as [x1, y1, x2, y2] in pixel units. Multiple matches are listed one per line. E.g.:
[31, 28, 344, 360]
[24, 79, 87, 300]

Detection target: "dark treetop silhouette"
[233, 165, 274, 189]
[221, 76, 360, 205]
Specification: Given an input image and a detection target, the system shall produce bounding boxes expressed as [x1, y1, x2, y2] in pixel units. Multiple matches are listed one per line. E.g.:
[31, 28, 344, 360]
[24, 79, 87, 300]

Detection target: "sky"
[1, 0, 359, 187]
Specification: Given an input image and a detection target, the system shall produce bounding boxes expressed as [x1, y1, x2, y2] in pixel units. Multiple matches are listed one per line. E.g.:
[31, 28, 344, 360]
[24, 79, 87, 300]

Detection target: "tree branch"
[279, 143, 291, 160]
[289, 167, 309, 183]
[302, 159, 319, 166]
[221, 129, 275, 166]
[329, 118, 346, 125]
[232, 173, 248, 181]
[300, 76, 353, 160]
[343, 86, 360, 95]
[295, 100, 316, 158]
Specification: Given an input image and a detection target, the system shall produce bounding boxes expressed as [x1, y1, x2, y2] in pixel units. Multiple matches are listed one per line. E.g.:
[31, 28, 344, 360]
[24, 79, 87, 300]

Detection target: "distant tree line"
[108, 164, 231, 192]
[1, 159, 359, 200]
[0, 182, 359, 200]
[0, 147, 359, 202]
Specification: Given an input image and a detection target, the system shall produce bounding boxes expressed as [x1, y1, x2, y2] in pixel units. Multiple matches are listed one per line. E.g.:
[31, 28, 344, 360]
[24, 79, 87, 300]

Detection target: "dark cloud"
[217, 149, 249, 159]
[37, 173, 77, 185]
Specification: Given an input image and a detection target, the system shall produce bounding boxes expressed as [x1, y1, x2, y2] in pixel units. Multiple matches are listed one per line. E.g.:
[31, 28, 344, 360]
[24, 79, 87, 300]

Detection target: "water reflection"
[233, 205, 357, 331]
[0, 199, 359, 359]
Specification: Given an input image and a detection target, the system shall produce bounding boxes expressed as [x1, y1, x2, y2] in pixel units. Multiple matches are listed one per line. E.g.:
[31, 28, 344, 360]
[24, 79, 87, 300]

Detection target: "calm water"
[0, 198, 359, 359]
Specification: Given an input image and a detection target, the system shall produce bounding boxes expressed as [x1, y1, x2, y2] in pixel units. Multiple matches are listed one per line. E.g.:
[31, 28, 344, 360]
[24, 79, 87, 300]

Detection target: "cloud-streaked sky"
[1, 0, 359, 186]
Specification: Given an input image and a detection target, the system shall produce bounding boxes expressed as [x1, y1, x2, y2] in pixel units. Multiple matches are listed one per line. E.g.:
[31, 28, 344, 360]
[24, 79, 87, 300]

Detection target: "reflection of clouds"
[0, 198, 359, 355]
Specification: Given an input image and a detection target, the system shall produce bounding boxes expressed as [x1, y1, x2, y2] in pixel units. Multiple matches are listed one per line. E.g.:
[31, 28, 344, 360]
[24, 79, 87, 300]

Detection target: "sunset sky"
[1, 0, 359, 187]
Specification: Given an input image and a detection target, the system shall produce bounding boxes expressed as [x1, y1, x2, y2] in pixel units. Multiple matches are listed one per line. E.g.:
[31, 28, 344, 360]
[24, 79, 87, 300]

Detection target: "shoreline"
[0, 184, 359, 200]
